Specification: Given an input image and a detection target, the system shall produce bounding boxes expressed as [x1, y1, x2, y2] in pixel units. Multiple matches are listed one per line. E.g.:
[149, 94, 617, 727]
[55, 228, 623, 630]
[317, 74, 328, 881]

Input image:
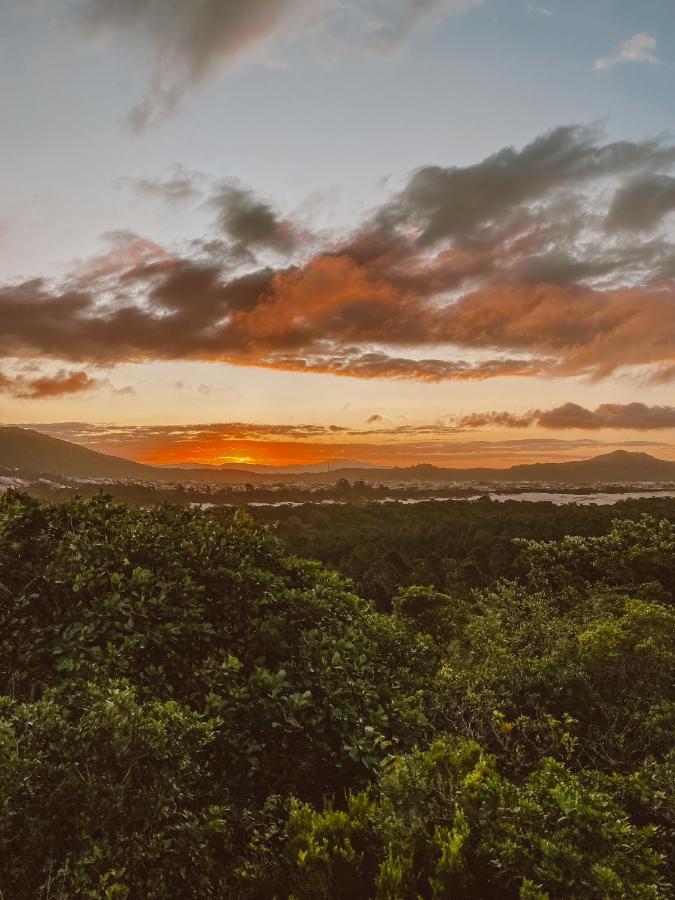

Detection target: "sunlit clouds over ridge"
[20, 404, 675, 467]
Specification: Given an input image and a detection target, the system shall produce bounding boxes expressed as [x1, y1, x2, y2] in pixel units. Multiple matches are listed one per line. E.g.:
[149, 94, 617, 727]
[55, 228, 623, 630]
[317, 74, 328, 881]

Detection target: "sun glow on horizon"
[215, 455, 256, 465]
[58, 431, 675, 470]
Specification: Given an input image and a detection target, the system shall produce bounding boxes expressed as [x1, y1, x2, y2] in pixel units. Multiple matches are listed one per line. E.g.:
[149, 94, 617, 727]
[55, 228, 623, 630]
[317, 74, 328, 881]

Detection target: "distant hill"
[306, 451, 675, 485]
[0, 427, 272, 483]
[0, 427, 155, 480]
[507, 450, 675, 483]
[1, 428, 674, 485]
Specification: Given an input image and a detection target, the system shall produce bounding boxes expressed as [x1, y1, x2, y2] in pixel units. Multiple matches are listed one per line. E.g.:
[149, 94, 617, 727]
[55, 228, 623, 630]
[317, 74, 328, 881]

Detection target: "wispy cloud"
[69, 0, 482, 131]
[118, 165, 206, 206]
[526, 5, 553, 18]
[594, 33, 661, 71]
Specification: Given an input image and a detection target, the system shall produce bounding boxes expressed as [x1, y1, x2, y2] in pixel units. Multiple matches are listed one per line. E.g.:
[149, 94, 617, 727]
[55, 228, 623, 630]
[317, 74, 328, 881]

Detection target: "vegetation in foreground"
[0, 492, 673, 898]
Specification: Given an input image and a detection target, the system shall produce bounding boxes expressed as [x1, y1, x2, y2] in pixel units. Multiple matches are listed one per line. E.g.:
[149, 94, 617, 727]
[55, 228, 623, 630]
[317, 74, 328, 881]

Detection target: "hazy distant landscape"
[3, 426, 675, 497]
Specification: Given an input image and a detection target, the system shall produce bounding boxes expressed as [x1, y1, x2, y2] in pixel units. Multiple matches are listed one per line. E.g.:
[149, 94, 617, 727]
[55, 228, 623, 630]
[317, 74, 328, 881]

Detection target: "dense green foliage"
[0, 492, 673, 897]
[251, 497, 675, 607]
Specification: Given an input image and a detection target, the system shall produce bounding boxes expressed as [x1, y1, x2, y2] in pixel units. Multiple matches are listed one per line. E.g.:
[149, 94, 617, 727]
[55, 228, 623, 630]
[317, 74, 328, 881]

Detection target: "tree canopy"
[0, 492, 673, 897]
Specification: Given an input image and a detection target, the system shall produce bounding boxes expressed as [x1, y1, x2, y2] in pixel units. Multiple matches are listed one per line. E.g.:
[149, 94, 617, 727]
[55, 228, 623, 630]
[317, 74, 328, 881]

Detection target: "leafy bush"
[428, 582, 675, 772]
[286, 739, 669, 899]
[517, 515, 675, 602]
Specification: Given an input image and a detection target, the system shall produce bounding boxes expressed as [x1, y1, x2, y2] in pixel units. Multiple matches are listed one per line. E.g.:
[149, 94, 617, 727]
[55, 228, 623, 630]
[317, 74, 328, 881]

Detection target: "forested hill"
[0, 491, 673, 897]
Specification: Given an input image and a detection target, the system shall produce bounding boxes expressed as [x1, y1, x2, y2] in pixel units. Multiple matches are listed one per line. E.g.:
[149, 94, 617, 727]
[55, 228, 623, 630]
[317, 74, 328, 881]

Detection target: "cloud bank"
[3, 125, 675, 384]
[458, 402, 675, 431]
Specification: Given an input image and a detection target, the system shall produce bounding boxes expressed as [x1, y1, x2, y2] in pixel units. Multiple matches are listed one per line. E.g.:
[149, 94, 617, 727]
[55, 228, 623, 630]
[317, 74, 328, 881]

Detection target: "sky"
[1, 0, 675, 467]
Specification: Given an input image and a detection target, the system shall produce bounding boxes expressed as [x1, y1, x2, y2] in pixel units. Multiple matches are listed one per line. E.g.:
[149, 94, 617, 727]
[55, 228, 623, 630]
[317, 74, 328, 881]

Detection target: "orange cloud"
[0, 369, 100, 399]
[2, 125, 675, 383]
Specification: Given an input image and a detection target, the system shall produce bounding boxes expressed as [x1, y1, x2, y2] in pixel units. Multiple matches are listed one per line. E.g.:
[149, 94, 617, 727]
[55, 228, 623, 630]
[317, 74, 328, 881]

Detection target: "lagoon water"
[236, 490, 675, 508]
[486, 490, 675, 505]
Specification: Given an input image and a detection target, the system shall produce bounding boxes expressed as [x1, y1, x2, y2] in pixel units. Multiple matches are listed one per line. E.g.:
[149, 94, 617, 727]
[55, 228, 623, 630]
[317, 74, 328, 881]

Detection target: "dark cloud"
[457, 403, 675, 431]
[434, 280, 675, 378]
[606, 175, 675, 232]
[211, 181, 299, 256]
[122, 172, 300, 259]
[522, 239, 671, 286]
[376, 124, 675, 246]
[537, 402, 675, 430]
[458, 411, 536, 428]
[0, 242, 673, 383]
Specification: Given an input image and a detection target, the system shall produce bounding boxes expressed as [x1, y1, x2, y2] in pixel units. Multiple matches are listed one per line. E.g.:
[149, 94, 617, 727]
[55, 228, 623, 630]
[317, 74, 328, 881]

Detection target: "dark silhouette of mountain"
[507, 450, 675, 482]
[1, 428, 674, 485]
[300, 451, 675, 484]
[0, 427, 156, 479]
[0, 427, 274, 483]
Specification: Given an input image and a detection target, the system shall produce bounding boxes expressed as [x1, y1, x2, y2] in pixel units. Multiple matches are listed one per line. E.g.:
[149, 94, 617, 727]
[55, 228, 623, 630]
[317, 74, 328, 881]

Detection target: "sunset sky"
[2, 0, 675, 467]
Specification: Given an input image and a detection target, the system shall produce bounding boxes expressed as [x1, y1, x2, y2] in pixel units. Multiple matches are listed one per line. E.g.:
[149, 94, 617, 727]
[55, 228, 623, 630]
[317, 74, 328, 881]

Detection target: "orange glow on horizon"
[122, 439, 366, 468]
[71, 433, 675, 470]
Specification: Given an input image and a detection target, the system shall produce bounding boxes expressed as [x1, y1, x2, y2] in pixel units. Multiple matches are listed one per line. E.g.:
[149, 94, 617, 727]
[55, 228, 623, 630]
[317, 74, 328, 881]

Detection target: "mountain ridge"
[1, 427, 675, 485]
